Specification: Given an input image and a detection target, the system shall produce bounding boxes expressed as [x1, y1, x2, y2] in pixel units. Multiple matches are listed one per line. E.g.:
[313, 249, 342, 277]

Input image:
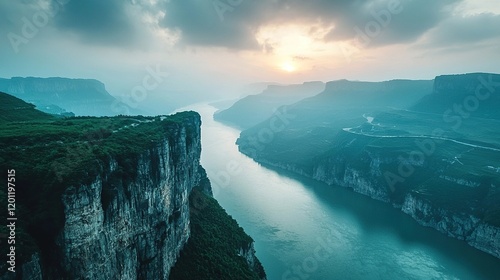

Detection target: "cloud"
[3, 0, 498, 55]
[0, 2, 23, 34]
[0, 0, 152, 50]
[321, 0, 462, 45]
[158, 0, 262, 49]
[0, 1, 45, 36]
[0, 1, 62, 54]
[52, 0, 141, 46]
[421, 13, 500, 47]
[156, 0, 463, 50]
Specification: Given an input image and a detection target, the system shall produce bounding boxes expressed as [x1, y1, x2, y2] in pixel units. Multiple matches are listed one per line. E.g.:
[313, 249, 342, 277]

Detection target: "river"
[179, 103, 500, 280]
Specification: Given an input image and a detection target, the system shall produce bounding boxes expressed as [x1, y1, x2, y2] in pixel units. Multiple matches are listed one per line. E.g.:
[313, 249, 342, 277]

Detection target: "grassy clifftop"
[0, 92, 201, 271]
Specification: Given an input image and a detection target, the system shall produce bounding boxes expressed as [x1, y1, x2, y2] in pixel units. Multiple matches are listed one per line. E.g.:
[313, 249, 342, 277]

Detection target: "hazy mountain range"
[0, 77, 142, 117]
[234, 72, 500, 259]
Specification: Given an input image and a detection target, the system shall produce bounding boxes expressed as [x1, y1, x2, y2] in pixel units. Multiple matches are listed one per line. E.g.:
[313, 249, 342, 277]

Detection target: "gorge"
[194, 103, 500, 279]
[235, 73, 500, 263]
[2, 72, 500, 279]
[0, 92, 265, 279]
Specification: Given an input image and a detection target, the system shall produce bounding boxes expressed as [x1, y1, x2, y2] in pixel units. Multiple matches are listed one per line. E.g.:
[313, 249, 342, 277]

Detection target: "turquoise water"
[189, 104, 500, 280]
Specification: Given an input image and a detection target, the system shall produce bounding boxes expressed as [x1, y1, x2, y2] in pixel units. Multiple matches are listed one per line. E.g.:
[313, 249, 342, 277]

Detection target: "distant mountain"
[0, 77, 134, 116]
[235, 73, 500, 260]
[241, 79, 433, 143]
[214, 81, 325, 129]
[295, 79, 434, 112]
[208, 99, 239, 110]
[0, 91, 54, 123]
[239, 82, 283, 97]
[412, 73, 500, 119]
[236, 78, 434, 167]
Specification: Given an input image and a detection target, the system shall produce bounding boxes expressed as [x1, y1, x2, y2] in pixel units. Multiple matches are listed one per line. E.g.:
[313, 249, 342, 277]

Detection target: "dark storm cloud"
[158, 0, 463, 49]
[53, 0, 138, 45]
[158, 0, 265, 49]
[0, 0, 144, 48]
[3, 0, 499, 52]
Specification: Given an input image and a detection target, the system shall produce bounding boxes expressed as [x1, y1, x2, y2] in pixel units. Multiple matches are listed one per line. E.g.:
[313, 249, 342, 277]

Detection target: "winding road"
[343, 115, 500, 153]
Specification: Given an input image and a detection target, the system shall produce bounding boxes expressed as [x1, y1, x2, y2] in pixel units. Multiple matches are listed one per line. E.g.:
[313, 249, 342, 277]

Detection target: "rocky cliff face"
[11, 114, 202, 279]
[238, 243, 264, 276]
[56, 127, 200, 279]
[252, 149, 392, 204]
[413, 73, 500, 119]
[237, 73, 500, 260]
[240, 139, 500, 260]
[401, 194, 500, 259]
[311, 157, 391, 203]
[433, 73, 495, 95]
[1, 108, 266, 280]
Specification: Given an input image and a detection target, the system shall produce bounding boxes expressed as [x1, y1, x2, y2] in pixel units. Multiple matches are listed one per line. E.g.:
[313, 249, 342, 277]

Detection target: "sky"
[1, 0, 500, 110]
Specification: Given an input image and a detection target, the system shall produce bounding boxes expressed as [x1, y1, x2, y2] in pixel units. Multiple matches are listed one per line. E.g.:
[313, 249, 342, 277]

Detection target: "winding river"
[179, 104, 500, 280]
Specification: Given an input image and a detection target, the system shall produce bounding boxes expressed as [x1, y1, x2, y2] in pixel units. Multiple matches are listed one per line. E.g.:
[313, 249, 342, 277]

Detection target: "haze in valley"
[1, 0, 499, 114]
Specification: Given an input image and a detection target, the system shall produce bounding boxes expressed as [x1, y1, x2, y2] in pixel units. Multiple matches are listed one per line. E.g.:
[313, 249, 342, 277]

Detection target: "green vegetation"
[240, 110, 500, 227]
[169, 188, 266, 280]
[0, 92, 200, 269]
[0, 91, 54, 123]
[237, 76, 500, 229]
[322, 112, 500, 225]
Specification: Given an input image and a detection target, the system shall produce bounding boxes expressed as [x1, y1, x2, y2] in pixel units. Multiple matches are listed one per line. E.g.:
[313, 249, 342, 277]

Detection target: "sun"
[281, 61, 296, 73]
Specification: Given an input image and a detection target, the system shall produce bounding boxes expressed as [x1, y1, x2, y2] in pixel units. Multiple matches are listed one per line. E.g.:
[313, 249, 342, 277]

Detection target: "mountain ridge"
[214, 81, 325, 129]
[0, 77, 134, 116]
[235, 72, 500, 260]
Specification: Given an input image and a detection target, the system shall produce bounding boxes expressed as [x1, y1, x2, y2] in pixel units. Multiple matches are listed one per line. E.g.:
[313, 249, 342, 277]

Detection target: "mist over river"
[177, 104, 500, 280]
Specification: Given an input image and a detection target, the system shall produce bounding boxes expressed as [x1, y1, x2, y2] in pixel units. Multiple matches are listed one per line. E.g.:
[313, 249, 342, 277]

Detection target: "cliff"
[236, 73, 500, 260]
[0, 105, 265, 279]
[308, 136, 500, 260]
[412, 73, 500, 119]
[0, 112, 202, 279]
[290, 79, 433, 112]
[0, 77, 125, 116]
[401, 194, 500, 258]
[432, 73, 499, 95]
[55, 122, 200, 279]
[243, 136, 500, 259]
[169, 188, 267, 280]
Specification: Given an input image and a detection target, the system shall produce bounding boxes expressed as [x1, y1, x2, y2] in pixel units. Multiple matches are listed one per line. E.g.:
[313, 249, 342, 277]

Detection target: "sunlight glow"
[254, 23, 340, 74]
[255, 23, 334, 57]
[281, 61, 296, 72]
